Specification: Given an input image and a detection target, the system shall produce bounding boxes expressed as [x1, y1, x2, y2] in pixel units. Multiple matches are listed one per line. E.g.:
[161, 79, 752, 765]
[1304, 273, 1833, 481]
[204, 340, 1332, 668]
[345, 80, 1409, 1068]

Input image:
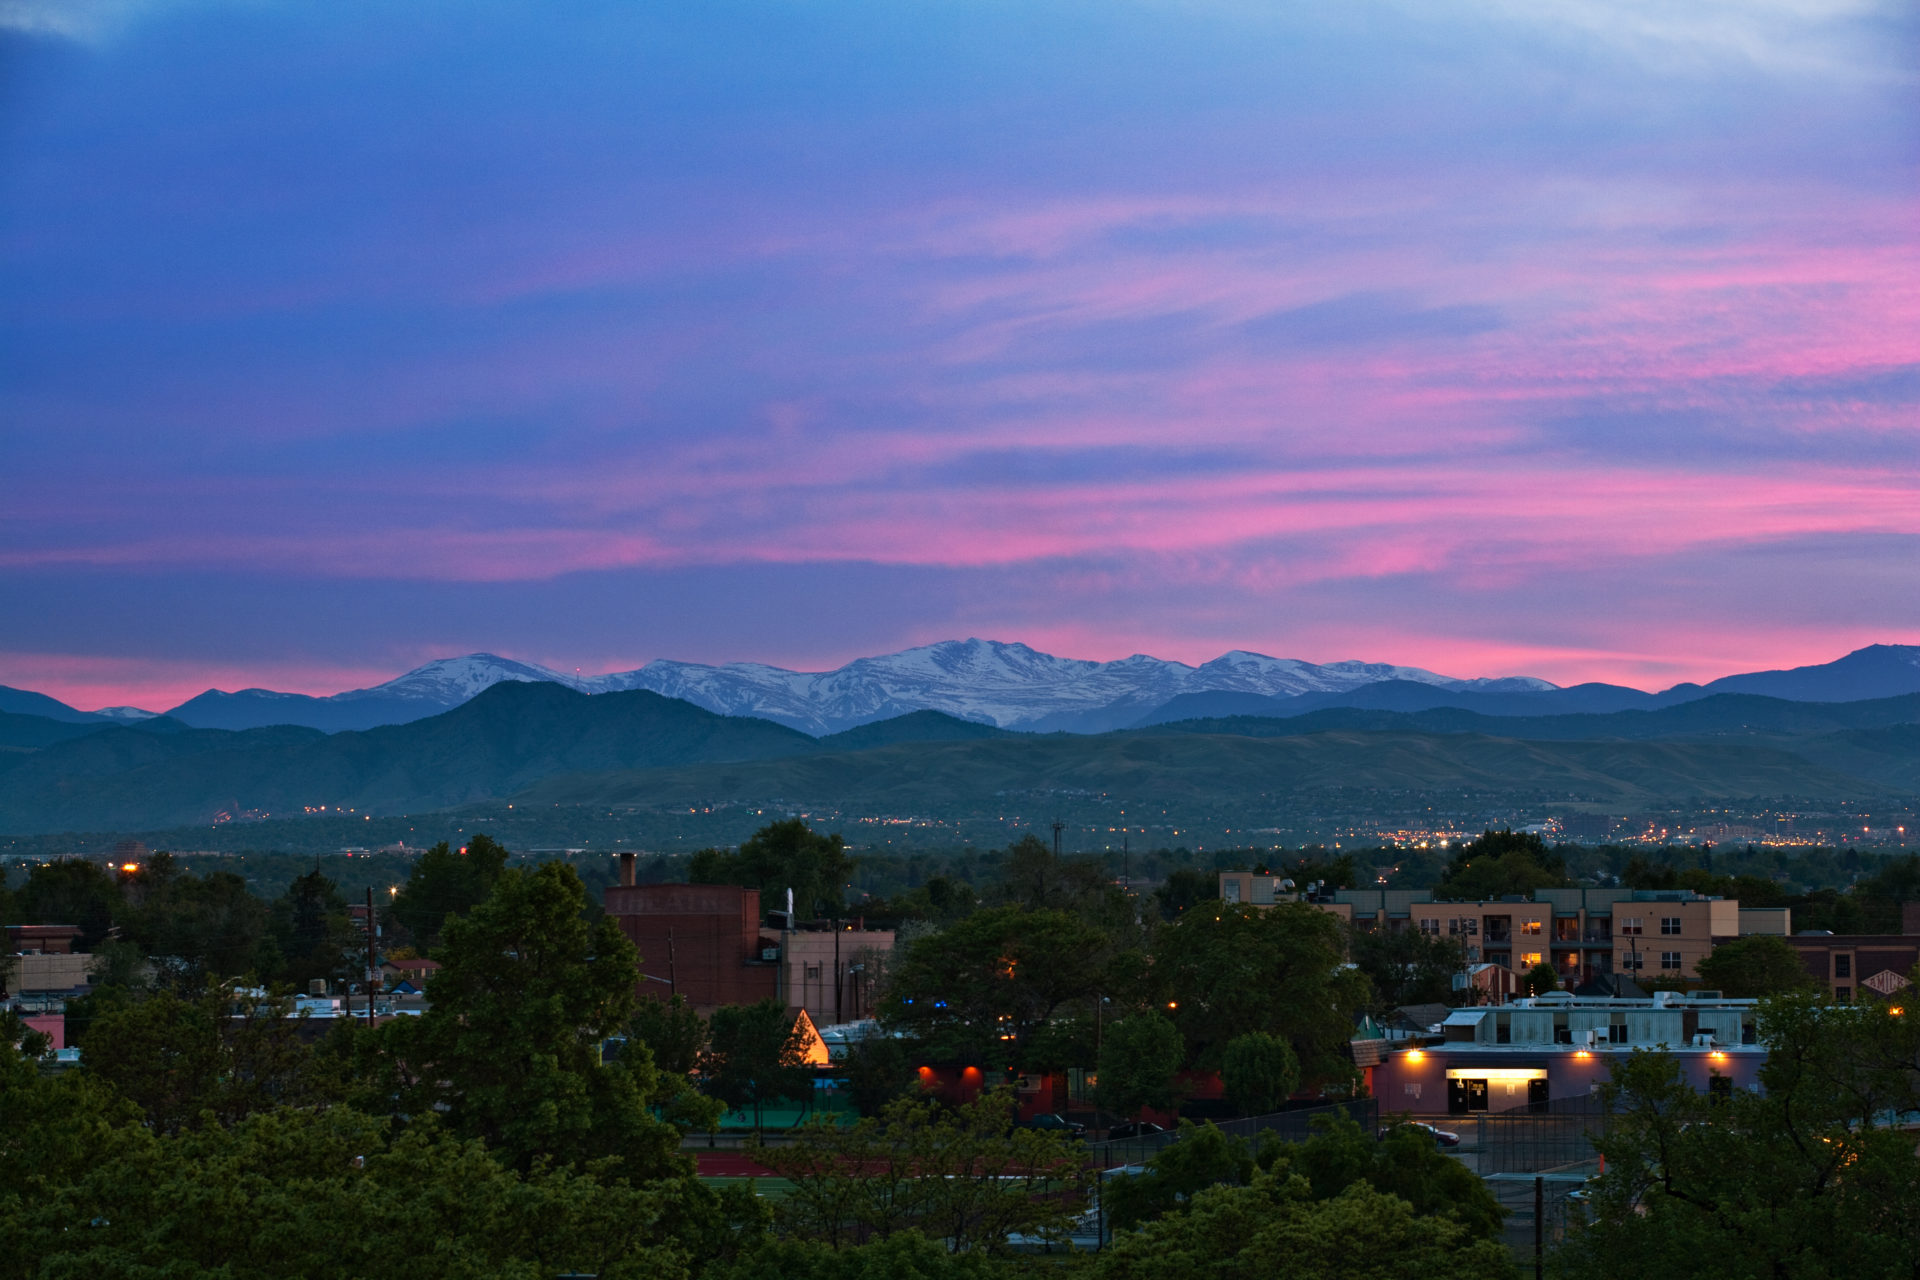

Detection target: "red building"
[603, 880, 778, 1012]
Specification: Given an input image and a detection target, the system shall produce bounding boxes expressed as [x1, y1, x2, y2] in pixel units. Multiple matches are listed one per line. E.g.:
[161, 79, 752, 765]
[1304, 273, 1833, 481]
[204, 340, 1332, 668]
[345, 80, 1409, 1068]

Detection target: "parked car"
[1022, 1113, 1087, 1137]
[1382, 1120, 1461, 1147]
[1107, 1121, 1166, 1140]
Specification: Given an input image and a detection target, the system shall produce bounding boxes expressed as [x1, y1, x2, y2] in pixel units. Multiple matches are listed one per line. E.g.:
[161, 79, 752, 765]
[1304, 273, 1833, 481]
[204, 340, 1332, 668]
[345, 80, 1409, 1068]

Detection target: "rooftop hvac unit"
[1692, 1033, 1715, 1048]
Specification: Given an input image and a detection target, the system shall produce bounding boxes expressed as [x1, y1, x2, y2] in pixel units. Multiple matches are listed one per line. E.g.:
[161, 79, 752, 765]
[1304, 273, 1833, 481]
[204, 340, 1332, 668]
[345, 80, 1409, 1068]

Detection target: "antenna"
[1050, 818, 1065, 858]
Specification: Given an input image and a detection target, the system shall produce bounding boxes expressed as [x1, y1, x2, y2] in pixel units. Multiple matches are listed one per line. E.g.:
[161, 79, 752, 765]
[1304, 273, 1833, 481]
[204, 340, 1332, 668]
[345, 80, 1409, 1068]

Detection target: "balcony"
[1485, 930, 1512, 944]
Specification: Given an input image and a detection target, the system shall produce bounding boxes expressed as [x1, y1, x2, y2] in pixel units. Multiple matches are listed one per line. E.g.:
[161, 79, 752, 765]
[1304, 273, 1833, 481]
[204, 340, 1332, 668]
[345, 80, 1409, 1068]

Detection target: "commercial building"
[1783, 903, 1920, 1002]
[601, 854, 893, 1027]
[1370, 989, 1764, 1115]
[1218, 874, 1786, 987]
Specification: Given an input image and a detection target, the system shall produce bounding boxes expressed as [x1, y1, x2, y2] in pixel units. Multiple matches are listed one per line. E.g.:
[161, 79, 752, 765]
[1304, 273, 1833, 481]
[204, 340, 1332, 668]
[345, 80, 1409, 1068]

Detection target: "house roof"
[1391, 1003, 1453, 1032]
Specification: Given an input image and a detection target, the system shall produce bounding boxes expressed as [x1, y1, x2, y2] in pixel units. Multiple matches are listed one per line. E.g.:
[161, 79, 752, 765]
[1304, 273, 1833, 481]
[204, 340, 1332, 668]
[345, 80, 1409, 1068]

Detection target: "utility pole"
[1534, 1174, 1544, 1280]
[1122, 834, 1130, 894]
[1051, 818, 1064, 858]
[834, 919, 842, 1026]
[667, 927, 678, 998]
[365, 887, 378, 1023]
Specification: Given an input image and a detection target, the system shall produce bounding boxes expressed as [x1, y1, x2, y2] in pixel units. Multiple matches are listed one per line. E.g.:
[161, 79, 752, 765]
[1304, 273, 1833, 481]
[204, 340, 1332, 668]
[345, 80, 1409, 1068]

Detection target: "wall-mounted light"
[1405, 1049, 1424, 1064]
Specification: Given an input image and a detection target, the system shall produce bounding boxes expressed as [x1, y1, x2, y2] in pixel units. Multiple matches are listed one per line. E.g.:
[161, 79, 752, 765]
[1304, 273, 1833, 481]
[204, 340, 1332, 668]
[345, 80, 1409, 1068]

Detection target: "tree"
[840, 1032, 918, 1118]
[1348, 926, 1465, 1010]
[1098, 1013, 1184, 1117]
[990, 835, 1125, 925]
[15, 856, 123, 949]
[265, 867, 355, 988]
[388, 833, 510, 948]
[79, 987, 337, 1133]
[1152, 868, 1216, 921]
[753, 1093, 1092, 1254]
[702, 997, 814, 1132]
[1220, 1031, 1299, 1116]
[1520, 961, 1560, 996]
[691, 820, 853, 920]
[713, 1232, 998, 1280]
[1093, 1175, 1514, 1280]
[879, 905, 1109, 1069]
[1558, 990, 1920, 1280]
[1433, 828, 1569, 901]
[1152, 902, 1370, 1087]
[1101, 1111, 1505, 1244]
[1695, 933, 1820, 999]
[362, 860, 684, 1181]
[629, 993, 708, 1075]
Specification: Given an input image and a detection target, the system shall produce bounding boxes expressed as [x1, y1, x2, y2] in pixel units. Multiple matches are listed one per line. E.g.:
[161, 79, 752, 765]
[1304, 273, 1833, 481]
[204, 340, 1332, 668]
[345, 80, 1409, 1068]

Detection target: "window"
[1522, 920, 1543, 936]
[804, 964, 822, 979]
[1835, 987, 1851, 1003]
[1621, 954, 1644, 970]
[1419, 918, 1439, 935]
[1522, 952, 1543, 967]
[1834, 954, 1851, 978]
[1223, 879, 1241, 903]
[1620, 917, 1643, 935]
[1661, 917, 1682, 935]
[1661, 951, 1682, 970]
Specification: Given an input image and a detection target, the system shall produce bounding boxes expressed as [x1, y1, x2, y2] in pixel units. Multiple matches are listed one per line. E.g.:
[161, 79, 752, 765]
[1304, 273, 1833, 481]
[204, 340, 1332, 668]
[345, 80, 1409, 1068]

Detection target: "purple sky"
[2, 1, 1916, 710]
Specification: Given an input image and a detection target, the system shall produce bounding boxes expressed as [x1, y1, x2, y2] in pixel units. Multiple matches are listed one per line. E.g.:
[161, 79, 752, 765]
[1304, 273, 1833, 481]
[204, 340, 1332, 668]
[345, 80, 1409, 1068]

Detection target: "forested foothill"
[6, 825, 1920, 1276]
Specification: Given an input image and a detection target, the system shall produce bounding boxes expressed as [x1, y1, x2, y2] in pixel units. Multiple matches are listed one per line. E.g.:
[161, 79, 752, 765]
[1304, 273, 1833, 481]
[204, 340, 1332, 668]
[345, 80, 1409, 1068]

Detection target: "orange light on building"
[119, 862, 139, 874]
[1574, 1050, 1592, 1061]
[1889, 1007, 1904, 1017]
[1404, 1049, 1424, 1064]
[1709, 1051, 1727, 1063]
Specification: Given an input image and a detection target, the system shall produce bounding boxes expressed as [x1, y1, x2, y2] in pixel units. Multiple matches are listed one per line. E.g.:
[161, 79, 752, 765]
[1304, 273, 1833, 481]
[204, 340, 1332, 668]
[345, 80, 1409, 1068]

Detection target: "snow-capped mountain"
[91, 706, 159, 721]
[163, 653, 587, 732]
[586, 639, 1554, 736]
[333, 654, 584, 706]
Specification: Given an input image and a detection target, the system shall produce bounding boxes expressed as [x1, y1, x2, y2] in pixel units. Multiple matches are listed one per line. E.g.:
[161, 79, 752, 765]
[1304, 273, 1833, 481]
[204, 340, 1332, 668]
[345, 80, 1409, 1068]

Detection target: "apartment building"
[1217, 875, 1775, 986]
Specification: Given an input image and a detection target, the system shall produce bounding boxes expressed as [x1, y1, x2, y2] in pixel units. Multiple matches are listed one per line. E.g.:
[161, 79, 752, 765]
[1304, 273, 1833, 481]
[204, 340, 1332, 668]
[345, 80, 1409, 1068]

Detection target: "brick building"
[1783, 902, 1920, 1002]
[601, 855, 893, 1026]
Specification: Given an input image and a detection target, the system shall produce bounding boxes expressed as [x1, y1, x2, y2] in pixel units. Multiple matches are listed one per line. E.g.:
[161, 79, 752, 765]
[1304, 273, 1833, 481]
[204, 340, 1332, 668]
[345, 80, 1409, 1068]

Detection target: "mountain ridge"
[9, 640, 1918, 738]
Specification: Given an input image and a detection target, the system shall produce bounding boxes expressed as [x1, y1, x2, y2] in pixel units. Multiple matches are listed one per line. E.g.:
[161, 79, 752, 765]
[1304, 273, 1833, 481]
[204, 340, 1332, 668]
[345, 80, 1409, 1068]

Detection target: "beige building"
[1218, 875, 1767, 986]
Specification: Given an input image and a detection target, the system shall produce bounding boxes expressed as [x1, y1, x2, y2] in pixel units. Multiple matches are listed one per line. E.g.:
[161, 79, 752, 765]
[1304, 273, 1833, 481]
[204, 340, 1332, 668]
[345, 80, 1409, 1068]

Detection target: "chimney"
[618, 851, 636, 887]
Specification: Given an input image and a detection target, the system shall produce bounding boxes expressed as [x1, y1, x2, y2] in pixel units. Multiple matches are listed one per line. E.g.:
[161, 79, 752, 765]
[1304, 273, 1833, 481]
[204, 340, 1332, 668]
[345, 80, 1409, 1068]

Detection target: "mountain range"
[7, 639, 1919, 738]
[1, 673, 1919, 836]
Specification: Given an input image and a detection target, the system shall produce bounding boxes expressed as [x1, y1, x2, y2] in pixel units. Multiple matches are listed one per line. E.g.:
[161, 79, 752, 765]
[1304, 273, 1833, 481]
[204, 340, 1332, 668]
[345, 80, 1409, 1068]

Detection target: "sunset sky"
[2, 0, 1915, 711]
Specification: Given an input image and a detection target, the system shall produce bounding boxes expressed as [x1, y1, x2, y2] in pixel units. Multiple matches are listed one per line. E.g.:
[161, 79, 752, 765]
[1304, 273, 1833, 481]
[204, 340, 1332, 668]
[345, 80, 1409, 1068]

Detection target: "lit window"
[1661, 952, 1682, 970]
[1522, 953, 1543, 967]
[1522, 921, 1542, 935]
[1660, 917, 1682, 935]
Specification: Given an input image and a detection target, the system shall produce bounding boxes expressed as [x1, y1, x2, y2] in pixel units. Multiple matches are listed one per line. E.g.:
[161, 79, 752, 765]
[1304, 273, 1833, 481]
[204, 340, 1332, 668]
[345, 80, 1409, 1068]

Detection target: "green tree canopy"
[1432, 828, 1570, 901]
[14, 856, 122, 949]
[1695, 933, 1820, 999]
[1152, 902, 1370, 1086]
[1560, 990, 1920, 1280]
[388, 833, 510, 948]
[702, 997, 814, 1132]
[362, 859, 683, 1182]
[691, 819, 853, 920]
[79, 987, 338, 1134]
[1347, 925, 1466, 1010]
[879, 905, 1110, 1070]
[1097, 1012, 1185, 1117]
[118, 854, 270, 985]
[754, 1093, 1092, 1254]
[1220, 1031, 1300, 1117]
[264, 867, 355, 988]
[1093, 1174, 1514, 1280]
[1520, 960, 1560, 996]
